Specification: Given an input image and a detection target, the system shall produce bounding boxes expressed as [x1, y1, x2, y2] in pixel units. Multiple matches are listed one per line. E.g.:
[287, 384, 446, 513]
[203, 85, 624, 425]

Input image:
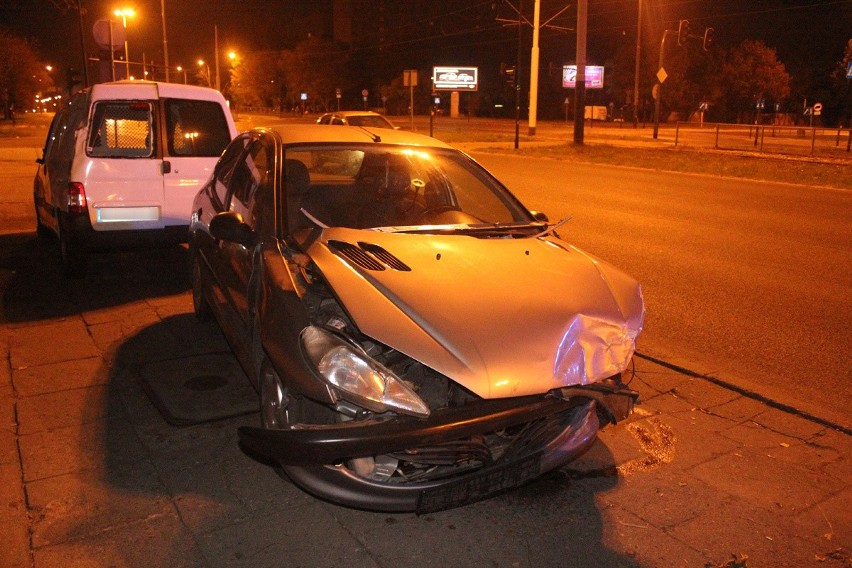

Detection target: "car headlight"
[301, 326, 430, 418]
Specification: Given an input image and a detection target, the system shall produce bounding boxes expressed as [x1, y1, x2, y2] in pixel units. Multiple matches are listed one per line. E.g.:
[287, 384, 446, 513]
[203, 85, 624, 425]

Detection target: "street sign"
[361, 89, 368, 97]
[847, 61, 852, 79]
[403, 69, 418, 87]
[335, 88, 341, 99]
[651, 84, 660, 101]
[814, 102, 823, 116]
[656, 67, 668, 84]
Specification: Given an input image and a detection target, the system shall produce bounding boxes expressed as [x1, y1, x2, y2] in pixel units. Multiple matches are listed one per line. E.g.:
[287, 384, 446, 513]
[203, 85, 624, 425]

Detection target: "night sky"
[3, 0, 850, 91]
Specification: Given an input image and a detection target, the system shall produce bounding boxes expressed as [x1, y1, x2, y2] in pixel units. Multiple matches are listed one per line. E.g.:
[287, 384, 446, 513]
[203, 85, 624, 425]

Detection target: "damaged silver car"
[188, 124, 644, 513]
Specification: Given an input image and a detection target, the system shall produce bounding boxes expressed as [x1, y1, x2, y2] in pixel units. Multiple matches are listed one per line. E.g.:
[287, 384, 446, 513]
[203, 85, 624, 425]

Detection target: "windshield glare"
[284, 145, 532, 232]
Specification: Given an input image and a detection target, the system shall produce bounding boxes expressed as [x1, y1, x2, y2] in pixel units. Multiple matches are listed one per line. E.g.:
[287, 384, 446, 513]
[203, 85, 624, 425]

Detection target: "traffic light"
[677, 20, 690, 46]
[703, 27, 714, 51]
[500, 63, 516, 86]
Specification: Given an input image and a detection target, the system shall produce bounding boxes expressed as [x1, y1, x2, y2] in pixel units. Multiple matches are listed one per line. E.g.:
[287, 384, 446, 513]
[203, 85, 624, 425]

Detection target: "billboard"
[433, 66, 478, 91]
[562, 65, 605, 89]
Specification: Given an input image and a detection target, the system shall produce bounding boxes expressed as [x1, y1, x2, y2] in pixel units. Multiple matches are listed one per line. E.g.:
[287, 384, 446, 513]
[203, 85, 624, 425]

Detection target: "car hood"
[306, 227, 645, 399]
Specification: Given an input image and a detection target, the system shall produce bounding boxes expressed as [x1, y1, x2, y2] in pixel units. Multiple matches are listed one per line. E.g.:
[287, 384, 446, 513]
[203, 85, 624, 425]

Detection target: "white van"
[34, 81, 238, 277]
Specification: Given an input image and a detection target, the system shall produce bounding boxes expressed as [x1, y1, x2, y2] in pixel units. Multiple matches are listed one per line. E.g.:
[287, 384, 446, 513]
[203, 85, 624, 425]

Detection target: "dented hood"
[306, 227, 645, 399]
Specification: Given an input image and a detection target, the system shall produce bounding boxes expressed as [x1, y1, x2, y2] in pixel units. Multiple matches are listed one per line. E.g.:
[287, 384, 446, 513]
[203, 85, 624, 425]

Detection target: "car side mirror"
[210, 211, 255, 246]
[530, 211, 549, 223]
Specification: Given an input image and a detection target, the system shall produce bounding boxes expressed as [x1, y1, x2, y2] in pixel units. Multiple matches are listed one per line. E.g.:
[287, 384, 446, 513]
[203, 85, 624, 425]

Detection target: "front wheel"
[259, 358, 304, 429]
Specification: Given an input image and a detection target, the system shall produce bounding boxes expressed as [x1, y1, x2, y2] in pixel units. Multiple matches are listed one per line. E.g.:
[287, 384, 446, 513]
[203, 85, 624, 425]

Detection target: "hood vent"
[327, 240, 411, 272]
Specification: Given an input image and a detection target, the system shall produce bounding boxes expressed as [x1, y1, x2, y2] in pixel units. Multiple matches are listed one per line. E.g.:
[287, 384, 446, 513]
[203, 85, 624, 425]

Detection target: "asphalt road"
[472, 152, 852, 429]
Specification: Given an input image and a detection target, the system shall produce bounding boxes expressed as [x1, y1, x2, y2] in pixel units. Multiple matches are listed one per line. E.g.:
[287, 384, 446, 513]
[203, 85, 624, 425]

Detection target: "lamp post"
[113, 8, 135, 79]
[176, 65, 187, 84]
[197, 59, 211, 87]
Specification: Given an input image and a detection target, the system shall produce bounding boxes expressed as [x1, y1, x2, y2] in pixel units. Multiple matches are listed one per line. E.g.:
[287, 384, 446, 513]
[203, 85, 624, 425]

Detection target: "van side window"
[165, 99, 232, 158]
[87, 101, 154, 158]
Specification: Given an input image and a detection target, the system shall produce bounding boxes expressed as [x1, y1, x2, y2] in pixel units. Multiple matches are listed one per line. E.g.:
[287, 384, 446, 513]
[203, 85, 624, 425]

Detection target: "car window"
[212, 135, 251, 207]
[346, 115, 393, 129]
[87, 101, 155, 158]
[227, 139, 272, 230]
[285, 145, 529, 231]
[165, 98, 232, 157]
[332, 117, 345, 125]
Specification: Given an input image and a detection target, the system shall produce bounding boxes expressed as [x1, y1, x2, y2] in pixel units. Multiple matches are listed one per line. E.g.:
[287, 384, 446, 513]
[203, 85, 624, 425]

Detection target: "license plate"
[416, 453, 542, 514]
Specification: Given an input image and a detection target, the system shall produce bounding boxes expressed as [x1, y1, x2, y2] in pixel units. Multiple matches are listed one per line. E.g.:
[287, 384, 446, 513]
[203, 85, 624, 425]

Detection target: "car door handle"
[162, 160, 172, 174]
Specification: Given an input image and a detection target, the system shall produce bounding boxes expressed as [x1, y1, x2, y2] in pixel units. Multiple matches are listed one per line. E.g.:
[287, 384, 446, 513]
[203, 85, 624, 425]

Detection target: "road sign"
[656, 68, 668, 84]
[361, 89, 368, 97]
[335, 88, 341, 99]
[813, 102, 823, 116]
[847, 61, 852, 79]
[652, 84, 660, 100]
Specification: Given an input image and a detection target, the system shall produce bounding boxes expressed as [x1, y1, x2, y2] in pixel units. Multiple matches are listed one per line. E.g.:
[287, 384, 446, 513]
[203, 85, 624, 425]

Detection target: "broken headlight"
[301, 325, 430, 418]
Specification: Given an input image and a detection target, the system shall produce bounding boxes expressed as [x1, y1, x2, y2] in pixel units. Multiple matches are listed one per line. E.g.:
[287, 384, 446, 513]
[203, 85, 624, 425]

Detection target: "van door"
[84, 99, 164, 230]
[162, 98, 233, 227]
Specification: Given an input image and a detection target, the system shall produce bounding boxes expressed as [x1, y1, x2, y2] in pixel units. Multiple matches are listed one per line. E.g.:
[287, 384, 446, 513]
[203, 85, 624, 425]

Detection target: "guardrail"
[674, 122, 852, 157]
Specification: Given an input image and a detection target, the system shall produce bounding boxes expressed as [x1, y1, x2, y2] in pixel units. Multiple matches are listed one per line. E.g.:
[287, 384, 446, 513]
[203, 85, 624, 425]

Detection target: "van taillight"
[68, 182, 87, 214]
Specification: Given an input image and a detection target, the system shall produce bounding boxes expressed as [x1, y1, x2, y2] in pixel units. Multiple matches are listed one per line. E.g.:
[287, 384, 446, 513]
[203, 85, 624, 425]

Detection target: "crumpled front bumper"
[238, 381, 638, 513]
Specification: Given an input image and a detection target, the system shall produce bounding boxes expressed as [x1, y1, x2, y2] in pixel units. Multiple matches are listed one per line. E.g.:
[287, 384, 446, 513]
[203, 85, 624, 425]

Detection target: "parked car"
[316, 110, 397, 129]
[188, 124, 645, 513]
[34, 80, 238, 277]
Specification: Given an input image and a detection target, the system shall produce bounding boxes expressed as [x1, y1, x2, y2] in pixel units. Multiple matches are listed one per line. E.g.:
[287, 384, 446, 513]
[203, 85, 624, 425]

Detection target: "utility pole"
[527, 0, 541, 136]
[573, 0, 587, 144]
[514, 0, 523, 149]
[214, 25, 221, 91]
[161, 0, 170, 82]
[633, 0, 642, 127]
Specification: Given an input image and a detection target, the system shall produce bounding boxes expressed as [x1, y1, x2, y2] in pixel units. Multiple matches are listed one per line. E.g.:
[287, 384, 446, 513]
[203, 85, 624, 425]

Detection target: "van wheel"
[57, 216, 87, 279]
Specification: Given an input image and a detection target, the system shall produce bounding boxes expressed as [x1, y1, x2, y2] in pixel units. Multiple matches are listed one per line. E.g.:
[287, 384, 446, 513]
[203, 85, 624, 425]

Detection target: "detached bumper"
[237, 382, 637, 513]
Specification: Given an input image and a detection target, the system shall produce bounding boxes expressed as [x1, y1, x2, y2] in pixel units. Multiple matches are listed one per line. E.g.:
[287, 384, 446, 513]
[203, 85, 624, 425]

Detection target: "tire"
[189, 244, 212, 321]
[34, 199, 51, 239]
[57, 213, 87, 279]
[259, 358, 303, 429]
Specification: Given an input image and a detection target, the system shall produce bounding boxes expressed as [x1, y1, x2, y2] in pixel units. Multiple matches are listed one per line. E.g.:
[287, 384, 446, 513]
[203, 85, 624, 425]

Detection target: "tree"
[716, 40, 791, 123]
[229, 51, 286, 109]
[829, 39, 852, 127]
[279, 36, 351, 112]
[0, 29, 52, 120]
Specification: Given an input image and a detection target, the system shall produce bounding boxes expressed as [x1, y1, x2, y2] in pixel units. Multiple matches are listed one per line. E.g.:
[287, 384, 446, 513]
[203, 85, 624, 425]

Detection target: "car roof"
[269, 124, 453, 149]
[88, 80, 228, 103]
[327, 110, 383, 118]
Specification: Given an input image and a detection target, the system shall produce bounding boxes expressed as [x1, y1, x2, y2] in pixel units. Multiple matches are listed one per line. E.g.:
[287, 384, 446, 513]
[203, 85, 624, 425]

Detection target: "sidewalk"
[0, 241, 849, 568]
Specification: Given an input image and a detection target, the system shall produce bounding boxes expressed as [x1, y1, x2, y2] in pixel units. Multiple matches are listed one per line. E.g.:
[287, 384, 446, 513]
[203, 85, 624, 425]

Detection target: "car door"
[214, 135, 275, 349]
[162, 98, 233, 227]
[83, 98, 165, 229]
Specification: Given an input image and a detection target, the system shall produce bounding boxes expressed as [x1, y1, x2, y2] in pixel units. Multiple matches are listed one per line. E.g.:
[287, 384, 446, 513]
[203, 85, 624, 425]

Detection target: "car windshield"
[284, 145, 534, 233]
[345, 115, 393, 129]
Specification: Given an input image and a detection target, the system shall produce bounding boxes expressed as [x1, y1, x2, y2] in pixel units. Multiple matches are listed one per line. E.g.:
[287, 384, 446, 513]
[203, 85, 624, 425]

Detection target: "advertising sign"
[562, 65, 605, 89]
[433, 66, 478, 91]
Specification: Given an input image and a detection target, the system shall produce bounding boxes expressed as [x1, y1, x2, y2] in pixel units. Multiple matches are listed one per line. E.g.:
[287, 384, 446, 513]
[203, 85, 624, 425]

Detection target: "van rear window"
[166, 99, 231, 157]
[87, 101, 155, 158]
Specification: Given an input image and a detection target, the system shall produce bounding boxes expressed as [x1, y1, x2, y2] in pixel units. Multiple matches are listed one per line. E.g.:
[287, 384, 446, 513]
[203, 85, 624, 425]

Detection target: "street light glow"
[113, 7, 135, 80]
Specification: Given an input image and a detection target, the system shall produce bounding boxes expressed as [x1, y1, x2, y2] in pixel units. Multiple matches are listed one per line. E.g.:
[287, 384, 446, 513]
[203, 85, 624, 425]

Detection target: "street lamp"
[113, 7, 135, 79]
[176, 65, 187, 84]
[197, 59, 211, 87]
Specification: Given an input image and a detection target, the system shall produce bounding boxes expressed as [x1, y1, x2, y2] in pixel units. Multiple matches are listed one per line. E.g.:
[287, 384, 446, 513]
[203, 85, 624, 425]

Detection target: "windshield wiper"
[397, 222, 546, 237]
[532, 216, 572, 238]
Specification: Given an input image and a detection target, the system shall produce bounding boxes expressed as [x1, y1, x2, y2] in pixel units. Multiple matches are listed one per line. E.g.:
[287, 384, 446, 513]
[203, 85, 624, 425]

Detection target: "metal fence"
[674, 122, 852, 158]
